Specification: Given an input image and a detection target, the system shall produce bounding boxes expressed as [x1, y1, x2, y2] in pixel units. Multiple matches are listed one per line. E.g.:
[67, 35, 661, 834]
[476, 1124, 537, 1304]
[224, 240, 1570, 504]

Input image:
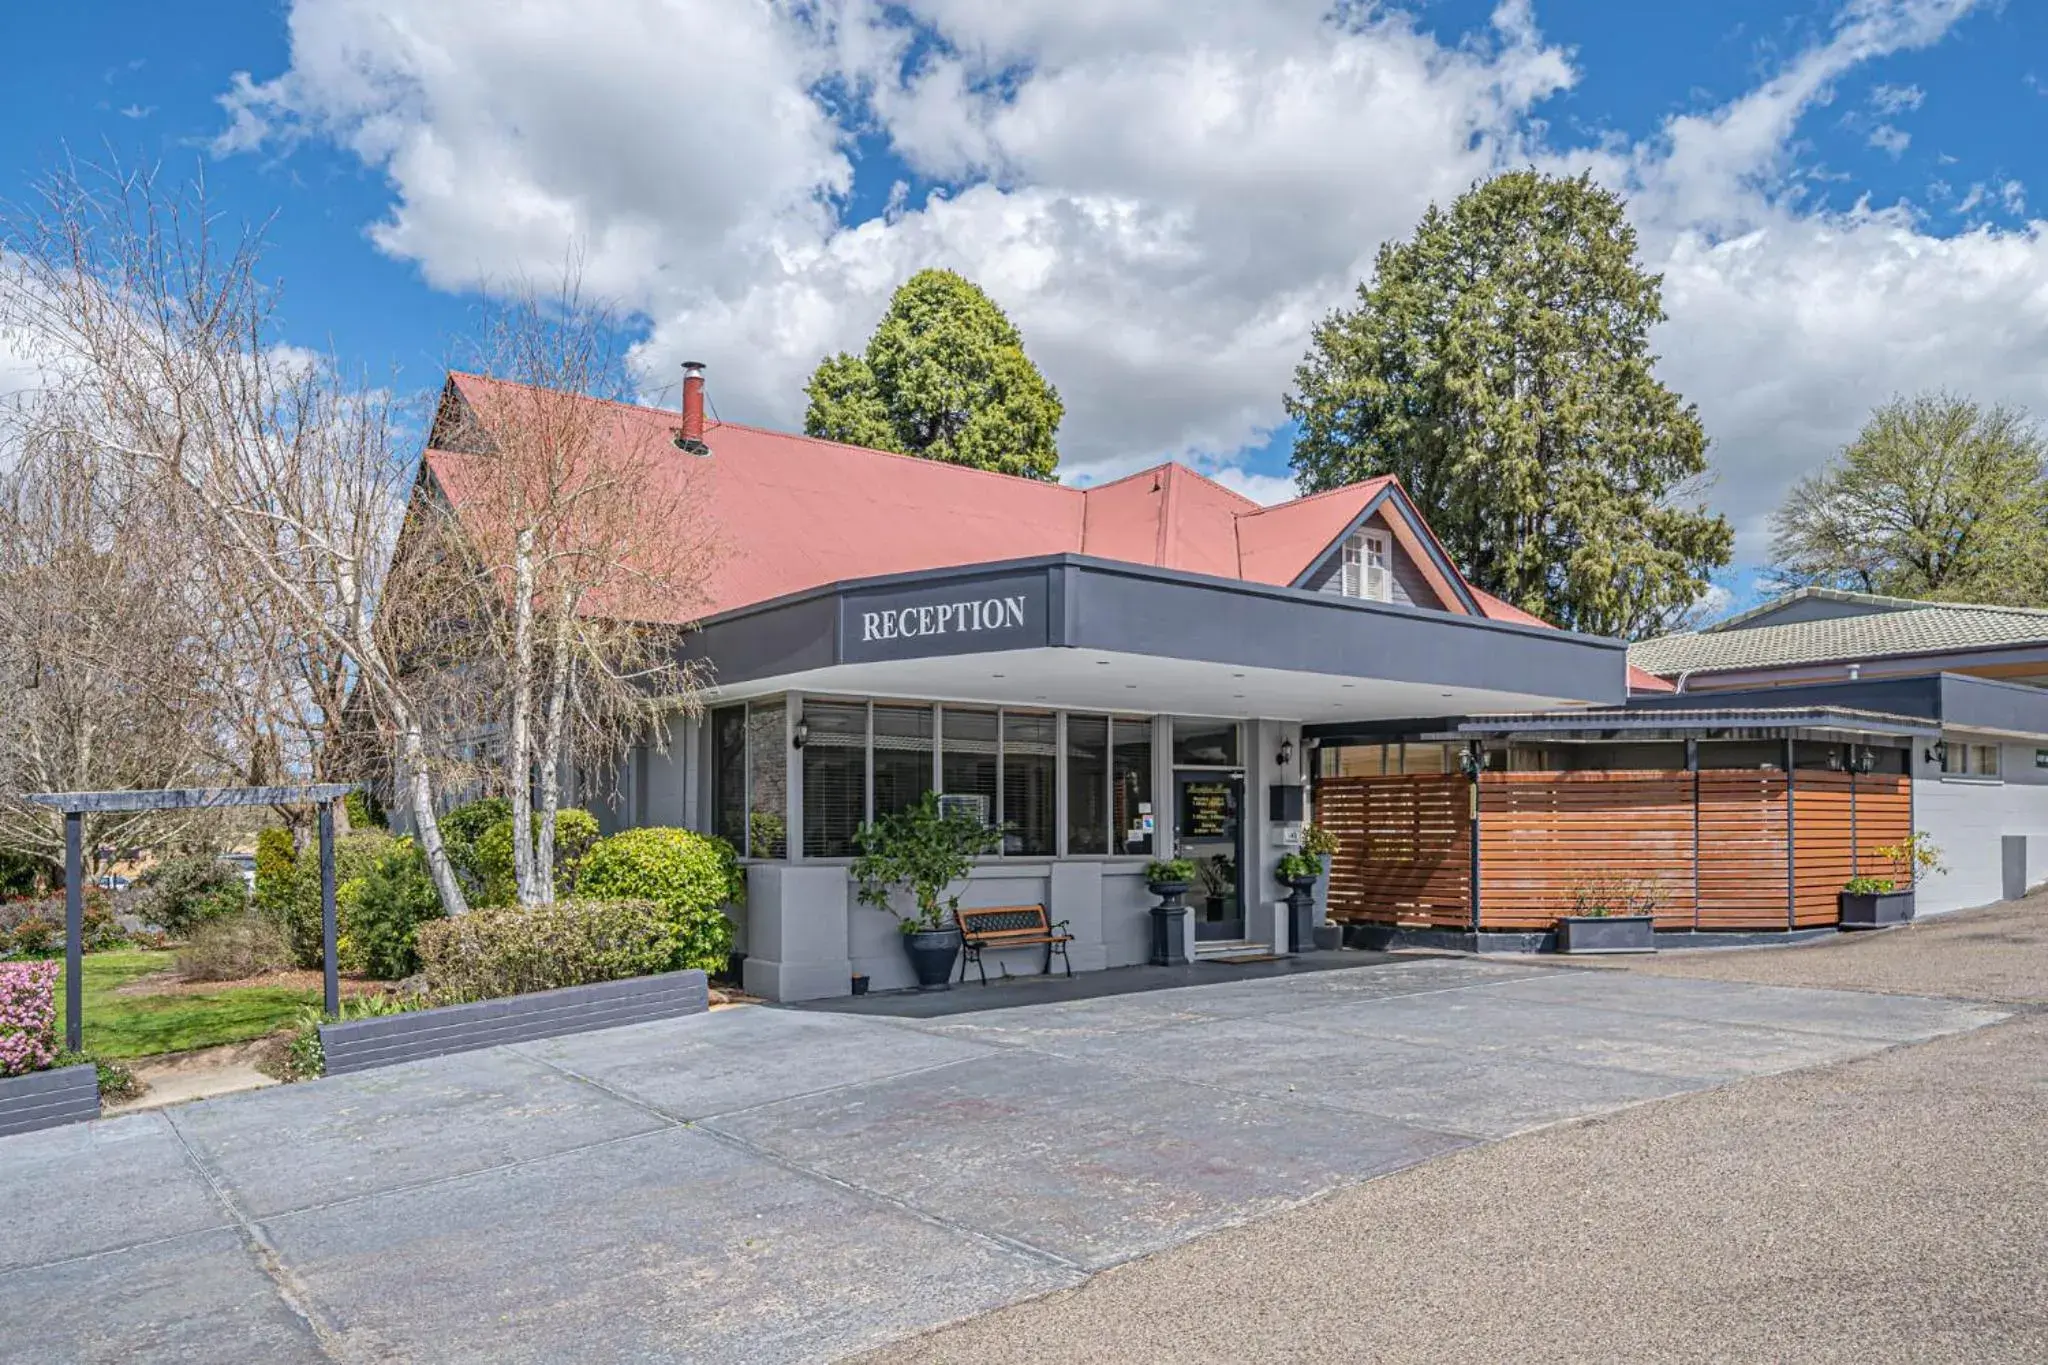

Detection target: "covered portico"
[630, 554, 1627, 1001]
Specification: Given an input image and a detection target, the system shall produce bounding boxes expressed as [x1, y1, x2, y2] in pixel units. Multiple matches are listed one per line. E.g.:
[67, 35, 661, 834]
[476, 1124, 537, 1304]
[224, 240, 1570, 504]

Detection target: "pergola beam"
[32, 783, 360, 1050]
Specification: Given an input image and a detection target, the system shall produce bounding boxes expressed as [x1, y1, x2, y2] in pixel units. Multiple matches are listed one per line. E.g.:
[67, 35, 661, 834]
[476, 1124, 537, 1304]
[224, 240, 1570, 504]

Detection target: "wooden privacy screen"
[1791, 772, 1853, 928]
[1318, 765, 1912, 937]
[1315, 775, 1470, 929]
[1476, 773, 1696, 931]
[1698, 770, 1792, 929]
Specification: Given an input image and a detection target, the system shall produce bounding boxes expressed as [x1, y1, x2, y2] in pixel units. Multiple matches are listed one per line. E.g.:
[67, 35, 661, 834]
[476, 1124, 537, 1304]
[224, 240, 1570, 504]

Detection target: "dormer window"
[1340, 527, 1392, 602]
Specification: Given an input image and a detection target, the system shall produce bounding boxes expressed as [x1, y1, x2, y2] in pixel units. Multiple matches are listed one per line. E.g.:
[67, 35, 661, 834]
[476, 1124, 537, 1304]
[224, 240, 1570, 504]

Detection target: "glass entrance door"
[1175, 771, 1244, 941]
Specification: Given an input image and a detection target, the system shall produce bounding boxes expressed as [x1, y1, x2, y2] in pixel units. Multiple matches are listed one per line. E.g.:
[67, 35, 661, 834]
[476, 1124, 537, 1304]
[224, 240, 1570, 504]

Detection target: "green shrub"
[415, 898, 692, 1004]
[343, 789, 386, 830]
[340, 839, 444, 979]
[176, 912, 293, 982]
[272, 994, 416, 1083]
[575, 827, 740, 968]
[254, 828, 298, 919]
[283, 830, 401, 968]
[132, 855, 247, 937]
[469, 807, 604, 906]
[440, 797, 511, 898]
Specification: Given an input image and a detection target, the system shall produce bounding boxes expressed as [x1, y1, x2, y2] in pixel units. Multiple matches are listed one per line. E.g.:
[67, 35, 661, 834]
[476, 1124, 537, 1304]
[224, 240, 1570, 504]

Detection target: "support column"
[320, 800, 339, 1017]
[64, 811, 82, 1054]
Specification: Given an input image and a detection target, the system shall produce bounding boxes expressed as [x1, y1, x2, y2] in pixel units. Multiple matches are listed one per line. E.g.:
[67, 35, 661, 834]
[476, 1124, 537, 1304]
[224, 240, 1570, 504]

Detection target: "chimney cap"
[681, 359, 706, 374]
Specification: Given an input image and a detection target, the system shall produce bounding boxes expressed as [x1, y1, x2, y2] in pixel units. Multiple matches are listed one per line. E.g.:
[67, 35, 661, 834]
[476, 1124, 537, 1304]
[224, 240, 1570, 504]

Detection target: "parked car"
[216, 853, 258, 889]
[92, 873, 131, 892]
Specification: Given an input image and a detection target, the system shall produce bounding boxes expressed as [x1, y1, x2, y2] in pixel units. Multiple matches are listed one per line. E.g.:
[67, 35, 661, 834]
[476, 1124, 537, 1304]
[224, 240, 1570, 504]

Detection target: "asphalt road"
[874, 898, 2048, 1365]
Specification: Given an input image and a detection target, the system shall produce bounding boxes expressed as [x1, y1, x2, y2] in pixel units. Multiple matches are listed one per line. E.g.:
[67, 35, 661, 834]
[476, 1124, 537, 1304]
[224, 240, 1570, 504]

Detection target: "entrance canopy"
[686, 554, 1628, 720]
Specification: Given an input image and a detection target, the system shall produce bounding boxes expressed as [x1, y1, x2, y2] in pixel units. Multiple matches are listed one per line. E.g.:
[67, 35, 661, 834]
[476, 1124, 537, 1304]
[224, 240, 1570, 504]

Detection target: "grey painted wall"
[1912, 733, 2048, 913]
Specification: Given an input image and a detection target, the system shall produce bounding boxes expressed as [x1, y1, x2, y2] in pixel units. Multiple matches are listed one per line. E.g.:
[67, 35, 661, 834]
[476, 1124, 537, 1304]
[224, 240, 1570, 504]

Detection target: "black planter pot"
[1839, 888, 1916, 929]
[1280, 875, 1319, 953]
[1555, 914, 1656, 955]
[903, 927, 962, 990]
[1146, 881, 1190, 966]
[1311, 924, 1343, 951]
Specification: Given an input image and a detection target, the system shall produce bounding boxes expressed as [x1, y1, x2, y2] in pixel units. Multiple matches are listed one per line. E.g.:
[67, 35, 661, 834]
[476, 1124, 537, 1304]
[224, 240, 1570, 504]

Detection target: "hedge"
[414, 898, 690, 1005]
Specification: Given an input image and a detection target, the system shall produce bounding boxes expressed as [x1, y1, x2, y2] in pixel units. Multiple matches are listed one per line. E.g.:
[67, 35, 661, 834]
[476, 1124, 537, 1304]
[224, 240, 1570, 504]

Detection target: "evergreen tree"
[1287, 171, 1731, 638]
[804, 269, 1063, 480]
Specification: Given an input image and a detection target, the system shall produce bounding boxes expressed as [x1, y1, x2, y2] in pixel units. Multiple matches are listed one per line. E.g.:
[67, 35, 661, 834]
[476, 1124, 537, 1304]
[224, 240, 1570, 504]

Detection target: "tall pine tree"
[1287, 172, 1731, 638]
[804, 269, 1063, 481]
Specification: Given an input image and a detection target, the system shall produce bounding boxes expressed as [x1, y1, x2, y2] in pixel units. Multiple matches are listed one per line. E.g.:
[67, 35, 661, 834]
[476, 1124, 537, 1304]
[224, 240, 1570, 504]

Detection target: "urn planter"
[1147, 880, 1191, 966]
[1839, 888, 1916, 930]
[1555, 914, 1656, 955]
[1280, 875, 1320, 953]
[903, 926, 963, 990]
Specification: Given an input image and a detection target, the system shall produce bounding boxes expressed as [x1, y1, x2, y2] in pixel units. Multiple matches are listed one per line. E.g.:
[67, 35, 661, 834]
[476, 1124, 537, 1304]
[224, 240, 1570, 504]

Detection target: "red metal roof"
[426, 374, 1501, 625]
[1468, 586, 1674, 692]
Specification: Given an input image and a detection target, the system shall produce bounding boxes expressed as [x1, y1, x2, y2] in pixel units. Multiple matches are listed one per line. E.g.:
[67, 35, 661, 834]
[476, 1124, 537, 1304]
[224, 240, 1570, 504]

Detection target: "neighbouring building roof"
[1467, 586, 1675, 693]
[1631, 592, 2048, 678]
[424, 373, 1487, 624]
[1455, 705, 1937, 739]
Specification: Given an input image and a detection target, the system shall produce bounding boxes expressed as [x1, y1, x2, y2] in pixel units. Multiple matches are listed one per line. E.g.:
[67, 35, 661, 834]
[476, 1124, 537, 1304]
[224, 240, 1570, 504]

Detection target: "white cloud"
[1869, 81, 1925, 114]
[1204, 467, 1300, 506]
[1868, 123, 1911, 156]
[215, 0, 2048, 565]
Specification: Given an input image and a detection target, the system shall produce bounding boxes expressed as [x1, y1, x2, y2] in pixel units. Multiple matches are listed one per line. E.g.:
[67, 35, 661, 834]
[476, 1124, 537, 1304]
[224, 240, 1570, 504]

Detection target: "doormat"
[1205, 953, 1286, 964]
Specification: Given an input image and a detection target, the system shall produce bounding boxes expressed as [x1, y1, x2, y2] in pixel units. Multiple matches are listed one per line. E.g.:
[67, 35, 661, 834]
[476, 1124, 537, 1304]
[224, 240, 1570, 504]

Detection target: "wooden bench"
[956, 905, 1072, 985]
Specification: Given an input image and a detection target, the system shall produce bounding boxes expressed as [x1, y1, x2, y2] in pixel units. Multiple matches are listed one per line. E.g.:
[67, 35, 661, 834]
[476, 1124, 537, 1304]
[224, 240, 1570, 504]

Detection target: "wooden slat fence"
[1315, 775, 1470, 929]
[1475, 772, 1696, 931]
[1791, 772, 1854, 928]
[1854, 775, 1913, 877]
[1696, 770, 1790, 929]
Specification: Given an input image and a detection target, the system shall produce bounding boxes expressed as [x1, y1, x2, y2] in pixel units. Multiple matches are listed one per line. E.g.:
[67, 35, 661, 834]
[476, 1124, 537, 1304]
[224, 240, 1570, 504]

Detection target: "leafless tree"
[430, 278, 715, 903]
[0, 162, 477, 910]
[0, 423, 218, 867]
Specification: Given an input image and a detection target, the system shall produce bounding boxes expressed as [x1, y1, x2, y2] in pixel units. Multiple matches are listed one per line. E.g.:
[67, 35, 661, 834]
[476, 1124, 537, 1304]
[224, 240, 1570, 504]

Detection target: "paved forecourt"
[0, 956, 2004, 1363]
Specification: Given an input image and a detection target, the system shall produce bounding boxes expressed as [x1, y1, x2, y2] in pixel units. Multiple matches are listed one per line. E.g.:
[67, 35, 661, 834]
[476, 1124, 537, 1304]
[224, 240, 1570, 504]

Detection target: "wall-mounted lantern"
[792, 719, 809, 750]
[1276, 737, 1294, 769]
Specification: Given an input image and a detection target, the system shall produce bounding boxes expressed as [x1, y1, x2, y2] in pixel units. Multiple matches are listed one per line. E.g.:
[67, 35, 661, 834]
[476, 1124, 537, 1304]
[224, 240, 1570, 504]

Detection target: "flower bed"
[0, 960, 99, 1135]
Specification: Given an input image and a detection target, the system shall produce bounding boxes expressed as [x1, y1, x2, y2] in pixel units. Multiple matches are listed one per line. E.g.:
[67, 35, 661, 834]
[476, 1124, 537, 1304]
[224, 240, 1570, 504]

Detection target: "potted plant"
[1196, 856, 1232, 918]
[1275, 851, 1322, 953]
[1840, 832, 1942, 929]
[1143, 858, 1196, 966]
[1555, 874, 1661, 954]
[851, 792, 1006, 990]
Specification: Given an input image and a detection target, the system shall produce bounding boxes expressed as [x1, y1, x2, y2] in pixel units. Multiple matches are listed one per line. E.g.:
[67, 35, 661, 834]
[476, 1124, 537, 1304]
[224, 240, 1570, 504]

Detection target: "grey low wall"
[320, 970, 710, 1076]
[0, 1062, 99, 1137]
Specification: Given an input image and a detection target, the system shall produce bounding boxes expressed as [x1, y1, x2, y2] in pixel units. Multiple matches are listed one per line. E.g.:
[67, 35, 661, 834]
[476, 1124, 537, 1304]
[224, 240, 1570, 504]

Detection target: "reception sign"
[840, 571, 1051, 663]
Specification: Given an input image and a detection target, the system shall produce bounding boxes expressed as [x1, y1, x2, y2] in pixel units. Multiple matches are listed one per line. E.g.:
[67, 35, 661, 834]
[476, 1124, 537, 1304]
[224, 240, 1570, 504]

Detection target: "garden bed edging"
[319, 969, 710, 1076]
[0, 1062, 100, 1137]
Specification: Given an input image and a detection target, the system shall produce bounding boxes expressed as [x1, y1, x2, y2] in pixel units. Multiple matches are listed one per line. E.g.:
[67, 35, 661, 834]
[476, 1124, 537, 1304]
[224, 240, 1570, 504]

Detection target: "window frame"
[1339, 527, 1392, 602]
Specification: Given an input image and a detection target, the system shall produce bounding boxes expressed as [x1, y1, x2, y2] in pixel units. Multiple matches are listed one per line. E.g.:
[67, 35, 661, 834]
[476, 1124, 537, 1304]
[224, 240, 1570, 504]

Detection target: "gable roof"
[424, 373, 1491, 624]
[1702, 585, 1930, 633]
[1631, 595, 2048, 678]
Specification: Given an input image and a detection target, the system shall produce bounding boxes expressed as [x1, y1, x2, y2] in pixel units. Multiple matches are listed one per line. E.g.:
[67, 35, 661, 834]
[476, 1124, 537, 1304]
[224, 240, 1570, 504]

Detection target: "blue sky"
[4, 0, 2046, 617]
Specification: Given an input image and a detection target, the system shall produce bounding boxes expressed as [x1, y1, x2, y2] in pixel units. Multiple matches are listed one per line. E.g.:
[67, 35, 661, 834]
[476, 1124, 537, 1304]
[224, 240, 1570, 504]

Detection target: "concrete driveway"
[0, 956, 2004, 1364]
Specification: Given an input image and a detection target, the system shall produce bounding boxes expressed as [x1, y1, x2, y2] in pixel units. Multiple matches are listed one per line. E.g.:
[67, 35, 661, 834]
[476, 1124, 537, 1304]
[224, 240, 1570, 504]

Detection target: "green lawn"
[54, 950, 323, 1060]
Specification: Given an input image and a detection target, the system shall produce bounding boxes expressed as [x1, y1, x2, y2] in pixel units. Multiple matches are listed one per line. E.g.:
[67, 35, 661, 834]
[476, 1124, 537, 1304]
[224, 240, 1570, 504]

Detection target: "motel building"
[421, 368, 2048, 1001]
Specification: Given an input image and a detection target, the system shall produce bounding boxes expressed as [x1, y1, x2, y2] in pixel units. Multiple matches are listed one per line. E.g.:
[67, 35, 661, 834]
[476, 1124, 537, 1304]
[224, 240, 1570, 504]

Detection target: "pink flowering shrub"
[0, 960, 60, 1076]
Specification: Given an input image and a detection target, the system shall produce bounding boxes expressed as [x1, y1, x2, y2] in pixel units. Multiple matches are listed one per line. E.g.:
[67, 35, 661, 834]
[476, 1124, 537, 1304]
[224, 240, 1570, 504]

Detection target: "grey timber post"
[320, 800, 339, 1017]
[64, 811, 83, 1053]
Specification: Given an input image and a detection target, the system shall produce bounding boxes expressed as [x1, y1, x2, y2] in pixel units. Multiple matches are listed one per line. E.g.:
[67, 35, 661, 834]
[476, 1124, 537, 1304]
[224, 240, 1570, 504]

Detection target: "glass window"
[1938, 740, 2000, 777]
[1397, 742, 1452, 775]
[872, 705, 935, 818]
[1974, 743, 2002, 777]
[1065, 714, 1110, 855]
[940, 708, 999, 829]
[1172, 718, 1239, 767]
[1698, 741, 1786, 770]
[800, 701, 865, 858]
[1340, 528, 1392, 601]
[1003, 712, 1057, 856]
[711, 706, 746, 852]
[745, 701, 788, 858]
[1113, 718, 1154, 855]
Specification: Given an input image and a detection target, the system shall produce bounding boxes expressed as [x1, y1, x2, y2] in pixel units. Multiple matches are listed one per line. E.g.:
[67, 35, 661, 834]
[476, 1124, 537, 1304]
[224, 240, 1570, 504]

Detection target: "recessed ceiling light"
[1126, 683, 1138, 689]
[1232, 673, 1245, 678]
[992, 673, 1005, 678]
[1096, 660, 1111, 666]
[1341, 683, 1355, 689]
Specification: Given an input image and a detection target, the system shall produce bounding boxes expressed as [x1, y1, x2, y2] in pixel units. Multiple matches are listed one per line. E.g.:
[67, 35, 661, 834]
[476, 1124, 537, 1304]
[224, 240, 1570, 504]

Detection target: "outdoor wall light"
[1276, 737, 1295, 768]
[1458, 747, 1490, 779]
[1854, 748, 1877, 774]
[1924, 740, 1945, 767]
[792, 719, 809, 750]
